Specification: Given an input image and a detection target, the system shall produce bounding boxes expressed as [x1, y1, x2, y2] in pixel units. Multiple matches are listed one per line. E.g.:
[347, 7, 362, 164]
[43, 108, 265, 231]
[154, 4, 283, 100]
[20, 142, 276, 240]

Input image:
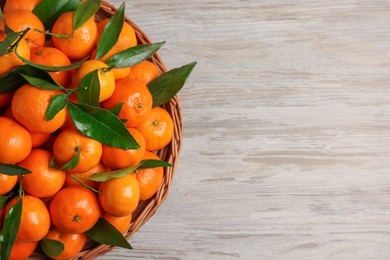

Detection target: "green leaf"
[86, 218, 132, 250]
[0, 32, 19, 56]
[0, 163, 31, 176]
[73, 0, 101, 30]
[33, 0, 81, 30]
[0, 65, 59, 94]
[67, 102, 139, 150]
[95, 2, 125, 60]
[148, 61, 197, 107]
[46, 94, 68, 121]
[88, 165, 138, 182]
[40, 239, 65, 258]
[19, 74, 64, 90]
[110, 102, 123, 117]
[77, 70, 100, 107]
[0, 199, 22, 260]
[0, 196, 7, 210]
[50, 147, 80, 171]
[106, 42, 165, 68]
[15, 50, 89, 72]
[88, 159, 172, 182]
[137, 159, 173, 169]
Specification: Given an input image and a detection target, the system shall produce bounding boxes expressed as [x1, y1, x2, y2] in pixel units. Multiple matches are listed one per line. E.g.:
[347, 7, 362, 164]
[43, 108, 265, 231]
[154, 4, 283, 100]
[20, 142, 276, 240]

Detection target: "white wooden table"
[103, 1, 390, 259]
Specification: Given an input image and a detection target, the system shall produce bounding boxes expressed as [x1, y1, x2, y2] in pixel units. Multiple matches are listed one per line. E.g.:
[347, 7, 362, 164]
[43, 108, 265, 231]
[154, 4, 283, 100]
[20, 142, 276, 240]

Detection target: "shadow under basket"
[0, 0, 182, 259]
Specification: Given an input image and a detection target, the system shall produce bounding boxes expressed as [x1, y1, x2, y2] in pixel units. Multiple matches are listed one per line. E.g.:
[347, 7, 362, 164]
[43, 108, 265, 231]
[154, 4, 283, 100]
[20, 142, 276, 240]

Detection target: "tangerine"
[102, 78, 152, 127]
[0, 173, 18, 196]
[50, 186, 100, 234]
[4, 195, 50, 242]
[12, 84, 66, 134]
[2, 9, 45, 49]
[9, 241, 38, 260]
[128, 60, 160, 85]
[3, 0, 42, 13]
[0, 92, 13, 108]
[19, 149, 66, 198]
[0, 116, 32, 164]
[99, 174, 140, 217]
[101, 127, 146, 169]
[53, 128, 102, 173]
[137, 107, 174, 151]
[72, 60, 115, 102]
[0, 38, 30, 75]
[30, 47, 72, 86]
[52, 12, 98, 60]
[44, 228, 87, 260]
[134, 151, 164, 201]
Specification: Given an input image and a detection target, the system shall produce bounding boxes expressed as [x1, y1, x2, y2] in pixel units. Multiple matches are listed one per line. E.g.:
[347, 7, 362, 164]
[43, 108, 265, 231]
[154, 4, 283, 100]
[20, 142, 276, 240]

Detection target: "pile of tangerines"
[0, 0, 195, 259]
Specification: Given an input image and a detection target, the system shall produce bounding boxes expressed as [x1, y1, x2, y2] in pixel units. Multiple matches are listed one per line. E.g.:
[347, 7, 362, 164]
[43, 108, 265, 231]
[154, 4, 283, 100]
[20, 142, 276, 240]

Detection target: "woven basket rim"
[0, 0, 182, 259]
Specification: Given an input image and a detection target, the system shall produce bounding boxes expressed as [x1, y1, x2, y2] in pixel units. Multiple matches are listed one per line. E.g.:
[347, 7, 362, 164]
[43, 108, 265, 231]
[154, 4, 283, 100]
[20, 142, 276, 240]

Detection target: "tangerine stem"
[34, 28, 73, 39]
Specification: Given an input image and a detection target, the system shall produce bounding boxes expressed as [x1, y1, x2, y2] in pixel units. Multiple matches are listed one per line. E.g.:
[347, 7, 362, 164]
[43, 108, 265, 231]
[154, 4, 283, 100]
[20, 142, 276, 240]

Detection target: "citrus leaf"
[88, 159, 171, 182]
[0, 32, 19, 56]
[110, 102, 123, 117]
[50, 147, 80, 171]
[46, 94, 68, 121]
[137, 159, 173, 169]
[86, 218, 132, 250]
[73, 0, 100, 30]
[33, 0, 81, 30]
[67, 102, 139, 150]
[0, 196, 7, 210]
[0, 65, 58, 94]
[88, 165, 138, 182]
[19, 74, 64, 90]
[16, 51, 88, 72]
[106, 42, 165, 68]
[40, 239, 65, 258]
[95, 2, 125, 60]
[0, 199, 22, 260]
[0, 163, 31, 176]
[148, 61, 197, 107]
[77, 70, 100, 107]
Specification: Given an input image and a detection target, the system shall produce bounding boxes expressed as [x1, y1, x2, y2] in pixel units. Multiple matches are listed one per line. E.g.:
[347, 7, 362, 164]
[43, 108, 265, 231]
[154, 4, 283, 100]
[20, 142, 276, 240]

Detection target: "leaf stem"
[34, 28, 73, 39]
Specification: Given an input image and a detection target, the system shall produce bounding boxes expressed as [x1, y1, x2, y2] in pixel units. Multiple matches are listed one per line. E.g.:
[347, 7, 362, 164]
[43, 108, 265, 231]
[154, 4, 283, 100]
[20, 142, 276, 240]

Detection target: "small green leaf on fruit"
[86, 218, 132, 250]
[67, 102, 139, 150]
[95, 2, 125, 60]
[40, 239, 65, 258]
[0, 199, 22, 260]
[19, 74, 64, 90]
[106, 42, 165, 68]
[50, 147, 80, 171]
[148, 61, 196, 107]
[0, 196, 8, 210]
[77, 70, 100, 107]
[46, 94, 68, 121]
[33, 0, 81, 30]
[73, 0, 101, 30]
[88, 159, 171, 182]
[110, 102, 123, 117]
[0, 163, 31, 176]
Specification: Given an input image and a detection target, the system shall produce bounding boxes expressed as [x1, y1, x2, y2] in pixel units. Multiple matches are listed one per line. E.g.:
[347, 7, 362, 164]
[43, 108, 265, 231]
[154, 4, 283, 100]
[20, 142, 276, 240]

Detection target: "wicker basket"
[1, 1, 182, 259]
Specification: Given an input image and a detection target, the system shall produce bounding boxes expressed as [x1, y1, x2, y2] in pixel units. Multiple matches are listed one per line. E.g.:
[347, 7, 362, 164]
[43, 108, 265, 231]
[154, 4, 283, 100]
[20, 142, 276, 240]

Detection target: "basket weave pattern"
[0, 1, 182, 258]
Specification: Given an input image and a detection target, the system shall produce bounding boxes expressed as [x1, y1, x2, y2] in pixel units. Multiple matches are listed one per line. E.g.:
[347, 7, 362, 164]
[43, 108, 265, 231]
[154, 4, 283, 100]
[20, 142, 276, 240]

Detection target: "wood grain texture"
[103, 1, 390, 259]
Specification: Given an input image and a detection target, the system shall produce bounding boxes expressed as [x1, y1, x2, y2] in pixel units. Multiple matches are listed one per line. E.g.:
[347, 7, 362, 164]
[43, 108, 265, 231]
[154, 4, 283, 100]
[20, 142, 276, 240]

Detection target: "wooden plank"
[103, 1, 390, 259]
